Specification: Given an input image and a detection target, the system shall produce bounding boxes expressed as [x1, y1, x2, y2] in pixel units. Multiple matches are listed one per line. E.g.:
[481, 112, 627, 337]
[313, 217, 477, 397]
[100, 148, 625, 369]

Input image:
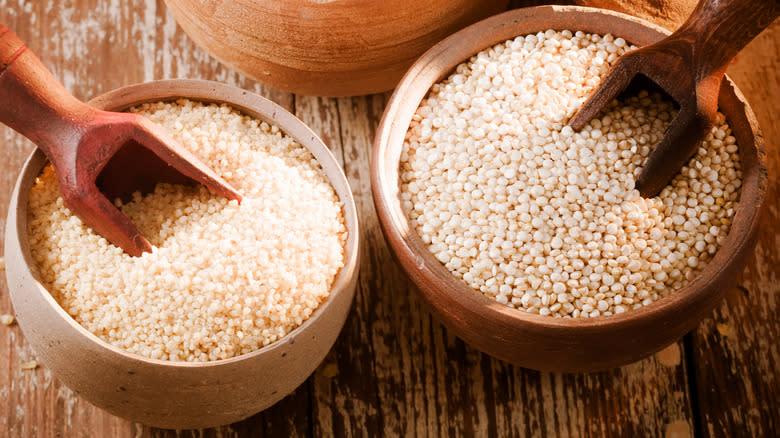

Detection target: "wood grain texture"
[162, 0, 510, 96]
[573, 0, 698, 30]
[687, 20, 780, 438]
[0, 0, 776, 437]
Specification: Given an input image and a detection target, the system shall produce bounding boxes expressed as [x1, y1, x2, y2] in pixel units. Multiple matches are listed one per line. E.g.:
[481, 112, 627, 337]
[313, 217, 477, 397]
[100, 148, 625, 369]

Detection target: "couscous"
[27, 100, 348, 361]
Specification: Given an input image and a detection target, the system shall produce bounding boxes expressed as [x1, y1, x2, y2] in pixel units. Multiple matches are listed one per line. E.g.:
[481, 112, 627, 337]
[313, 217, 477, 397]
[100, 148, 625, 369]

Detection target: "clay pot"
[4, 80, 360, 428]
[574, 0, 698, 29]
[163, 0, 509, 96]
[371, 6, 767, 372]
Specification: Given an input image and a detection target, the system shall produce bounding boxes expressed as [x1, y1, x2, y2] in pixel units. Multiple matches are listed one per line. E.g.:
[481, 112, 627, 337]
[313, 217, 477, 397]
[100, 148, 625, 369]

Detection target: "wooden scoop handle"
[671, 0, 779, 80]
[0, 24, 96, 167]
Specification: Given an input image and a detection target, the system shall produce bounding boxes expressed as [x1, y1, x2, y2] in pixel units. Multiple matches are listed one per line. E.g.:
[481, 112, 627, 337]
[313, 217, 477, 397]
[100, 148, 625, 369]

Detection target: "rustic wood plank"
[302, 94, 391, 437]
[686, 21, 780, 438]
[0, 1, 298, 437]
[1, 0, 778, 437]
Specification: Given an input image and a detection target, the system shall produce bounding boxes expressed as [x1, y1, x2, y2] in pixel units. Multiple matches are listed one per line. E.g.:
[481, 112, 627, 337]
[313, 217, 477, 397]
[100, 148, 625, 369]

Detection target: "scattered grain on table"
[322, 362, 340, 378]
[655, 343, 681, 367]
[1, 314, 15, 326]
[664, 419, 692, 438]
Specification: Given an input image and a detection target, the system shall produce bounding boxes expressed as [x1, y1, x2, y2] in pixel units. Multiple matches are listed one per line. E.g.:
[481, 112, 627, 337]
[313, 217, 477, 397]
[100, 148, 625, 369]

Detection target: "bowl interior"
[15, 79, 360, 368]
[371, 6, 766, 342]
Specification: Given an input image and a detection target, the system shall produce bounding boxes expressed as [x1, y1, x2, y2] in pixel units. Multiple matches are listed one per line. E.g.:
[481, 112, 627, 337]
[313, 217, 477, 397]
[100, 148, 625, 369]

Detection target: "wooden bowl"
[371, 6, 767, 372]
[573, 0, 698, 30]
[4, 80, 360, 428]
[163, 0, 509, 97]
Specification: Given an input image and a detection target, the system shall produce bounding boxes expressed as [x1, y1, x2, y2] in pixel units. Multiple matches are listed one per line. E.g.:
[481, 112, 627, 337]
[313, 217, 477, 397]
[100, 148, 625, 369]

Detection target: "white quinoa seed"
[21, 360, 38, 371]
[1, 314, 14, 326]
[400, 30, 741, 318]
[27, 99, 348, 361]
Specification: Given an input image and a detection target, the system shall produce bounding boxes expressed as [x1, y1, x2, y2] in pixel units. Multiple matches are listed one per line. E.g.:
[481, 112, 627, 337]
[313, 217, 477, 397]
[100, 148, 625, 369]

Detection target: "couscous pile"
[27, 100, 347, 361]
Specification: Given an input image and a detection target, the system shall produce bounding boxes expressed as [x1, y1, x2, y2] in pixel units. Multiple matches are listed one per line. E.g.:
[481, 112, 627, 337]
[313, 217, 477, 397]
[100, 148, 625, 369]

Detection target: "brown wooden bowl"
[163, 0, 509, 97]
[573, 0, 698, 30]
[4, 80, 360, 428]
[371, 6, 767, 373]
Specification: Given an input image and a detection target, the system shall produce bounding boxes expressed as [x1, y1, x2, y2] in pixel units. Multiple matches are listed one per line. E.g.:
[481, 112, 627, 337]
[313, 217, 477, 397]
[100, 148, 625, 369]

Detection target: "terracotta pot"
[163, 0, 509, 97]
[4, 80, 360, 428]
[371, 6, 767, 372]
[574, 0, 698, 30]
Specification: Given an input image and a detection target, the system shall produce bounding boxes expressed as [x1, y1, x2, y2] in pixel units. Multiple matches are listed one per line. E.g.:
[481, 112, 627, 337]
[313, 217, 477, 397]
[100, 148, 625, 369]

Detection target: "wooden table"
[1, 1, 777, 436]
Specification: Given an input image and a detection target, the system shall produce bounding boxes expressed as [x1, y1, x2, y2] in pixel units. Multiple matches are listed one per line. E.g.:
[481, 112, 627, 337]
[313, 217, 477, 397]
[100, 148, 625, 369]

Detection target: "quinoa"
[400, 30, 742, 318]
[20, 361, 38, 371]
[26, 99, 348, 361]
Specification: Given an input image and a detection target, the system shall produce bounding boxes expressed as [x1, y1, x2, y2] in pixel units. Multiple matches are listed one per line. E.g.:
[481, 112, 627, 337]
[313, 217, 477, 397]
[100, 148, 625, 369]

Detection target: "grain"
[400, 30, 741, 318]
[20, 361, 38, 370]
[26, 100, 348, 361]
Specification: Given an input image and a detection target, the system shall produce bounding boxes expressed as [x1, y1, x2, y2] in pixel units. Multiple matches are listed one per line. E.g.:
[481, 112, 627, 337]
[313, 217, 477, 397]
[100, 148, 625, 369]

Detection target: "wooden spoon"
[568, 0, 779, 197]
[0, 25, 241, 257]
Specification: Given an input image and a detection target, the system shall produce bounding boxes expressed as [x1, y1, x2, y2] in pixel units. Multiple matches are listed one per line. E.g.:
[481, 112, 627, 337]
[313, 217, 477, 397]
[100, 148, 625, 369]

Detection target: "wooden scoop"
[0, 25, 242, 256]
[568, 0, 779, 197]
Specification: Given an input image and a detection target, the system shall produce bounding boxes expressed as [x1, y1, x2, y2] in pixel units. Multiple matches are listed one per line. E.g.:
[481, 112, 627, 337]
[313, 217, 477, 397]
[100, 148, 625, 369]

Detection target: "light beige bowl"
[4, 79, 360, 429]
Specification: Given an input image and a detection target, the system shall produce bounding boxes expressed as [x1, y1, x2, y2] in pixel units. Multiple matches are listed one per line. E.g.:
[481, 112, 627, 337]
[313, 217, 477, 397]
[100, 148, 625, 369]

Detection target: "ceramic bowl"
[4, 79, 360, 428]
[163, 0, 509, 96]
[371, 6, 767, 372]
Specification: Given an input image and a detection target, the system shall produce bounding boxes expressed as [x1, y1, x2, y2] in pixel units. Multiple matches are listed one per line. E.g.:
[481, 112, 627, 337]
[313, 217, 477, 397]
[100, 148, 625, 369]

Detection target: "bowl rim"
[9, 78, 360, 368]
[371, 5, 767, 331]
